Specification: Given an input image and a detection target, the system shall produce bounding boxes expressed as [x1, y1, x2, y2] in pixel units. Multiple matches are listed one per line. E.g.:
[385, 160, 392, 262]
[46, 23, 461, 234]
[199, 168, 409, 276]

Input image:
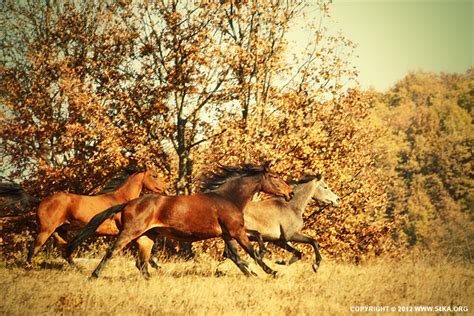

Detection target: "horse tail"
[66, 203, 126, 257]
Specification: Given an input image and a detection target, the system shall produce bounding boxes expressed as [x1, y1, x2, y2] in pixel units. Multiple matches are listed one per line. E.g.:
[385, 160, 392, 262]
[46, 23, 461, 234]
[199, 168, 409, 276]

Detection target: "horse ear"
[124, 164, 142, 174]
[262, 160, 273, 172]
[315, 172, 323, 180]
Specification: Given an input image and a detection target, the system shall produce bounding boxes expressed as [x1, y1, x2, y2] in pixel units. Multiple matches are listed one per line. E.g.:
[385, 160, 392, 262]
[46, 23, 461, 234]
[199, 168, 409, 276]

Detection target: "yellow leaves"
[0, 0, 414, 261]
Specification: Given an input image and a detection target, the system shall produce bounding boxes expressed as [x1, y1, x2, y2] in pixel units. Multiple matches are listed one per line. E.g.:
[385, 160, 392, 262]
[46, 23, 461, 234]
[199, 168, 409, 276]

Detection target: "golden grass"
[1, 254, 472, 315]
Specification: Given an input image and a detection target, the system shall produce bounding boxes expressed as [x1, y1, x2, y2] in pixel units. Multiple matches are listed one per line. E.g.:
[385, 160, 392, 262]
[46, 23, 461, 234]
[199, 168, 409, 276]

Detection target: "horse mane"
[287, 173, 321, 186]
[98, 165, 144, 194]
[200, 164, 266, 192]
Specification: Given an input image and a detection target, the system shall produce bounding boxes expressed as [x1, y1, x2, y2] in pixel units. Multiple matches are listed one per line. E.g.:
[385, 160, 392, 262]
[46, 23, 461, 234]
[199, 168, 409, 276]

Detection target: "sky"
[328, 0, 473, 91]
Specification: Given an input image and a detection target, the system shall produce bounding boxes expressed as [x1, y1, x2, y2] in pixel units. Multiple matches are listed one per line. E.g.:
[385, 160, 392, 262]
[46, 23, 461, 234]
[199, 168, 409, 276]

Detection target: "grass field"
[1, 253, 472, 315]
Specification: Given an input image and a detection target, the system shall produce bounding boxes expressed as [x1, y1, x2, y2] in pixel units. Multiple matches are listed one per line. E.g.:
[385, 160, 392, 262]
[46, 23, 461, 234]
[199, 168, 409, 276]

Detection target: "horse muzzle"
[154, 187, 166, 195]
[284, 192, 294, 201]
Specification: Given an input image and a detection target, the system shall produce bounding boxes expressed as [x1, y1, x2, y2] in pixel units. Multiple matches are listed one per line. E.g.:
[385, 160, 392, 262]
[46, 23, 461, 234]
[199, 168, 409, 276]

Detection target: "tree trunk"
[175, 151, 189, 195]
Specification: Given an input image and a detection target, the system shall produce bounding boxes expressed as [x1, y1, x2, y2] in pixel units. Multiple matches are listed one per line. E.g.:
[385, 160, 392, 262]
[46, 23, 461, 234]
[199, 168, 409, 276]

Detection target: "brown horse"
[27, 168, 166, 264]
[67, 163, 294, 278]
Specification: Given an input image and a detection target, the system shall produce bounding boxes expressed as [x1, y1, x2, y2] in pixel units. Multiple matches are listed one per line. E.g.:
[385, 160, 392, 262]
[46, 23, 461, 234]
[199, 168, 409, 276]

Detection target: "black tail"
[66, 203, 126, 257]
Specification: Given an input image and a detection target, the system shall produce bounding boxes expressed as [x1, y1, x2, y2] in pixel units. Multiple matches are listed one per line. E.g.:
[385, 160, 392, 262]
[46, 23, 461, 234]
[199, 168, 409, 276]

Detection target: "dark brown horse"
[0, 179, 39, 213]
[67, 163, 293, 278]
[28, 168, 166, 264]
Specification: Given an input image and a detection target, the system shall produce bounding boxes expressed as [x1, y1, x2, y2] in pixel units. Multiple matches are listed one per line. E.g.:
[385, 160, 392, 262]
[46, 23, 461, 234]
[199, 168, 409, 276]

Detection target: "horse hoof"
[89, 272, 100, 280]
[149, 258, 161, 270]
[288, 256, 300, 265]
[312, 263, 319, 273]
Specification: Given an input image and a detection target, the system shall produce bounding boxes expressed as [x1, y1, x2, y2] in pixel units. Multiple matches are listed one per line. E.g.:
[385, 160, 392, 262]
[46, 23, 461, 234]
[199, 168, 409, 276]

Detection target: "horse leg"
[272, 241, 302, 265]
[149, 257, 161, 270]
[148, 239, 161, 270]
[247, 229, 267, 258]
[222, 239, 242, 260]
[222, 239, 240, 261]
[178, 241, 195, 260]
[233, 230, 277, 277]
[290, 232, 322, 272]
[28, 200, 64, 264]
[222, 238, 254, 277]
[91, 233, 134, 279]
[135, 235, 154, 279]
[27, 228, 56, 263]
[222, 243, 230, 259]
[52, 228, 75, 265]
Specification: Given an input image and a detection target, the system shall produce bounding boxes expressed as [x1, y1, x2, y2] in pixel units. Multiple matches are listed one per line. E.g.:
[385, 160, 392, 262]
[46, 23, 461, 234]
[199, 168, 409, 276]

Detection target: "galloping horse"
[67, 163, 294, 278]
[226, 174, 340, 272]
[28, 168, 166, 264]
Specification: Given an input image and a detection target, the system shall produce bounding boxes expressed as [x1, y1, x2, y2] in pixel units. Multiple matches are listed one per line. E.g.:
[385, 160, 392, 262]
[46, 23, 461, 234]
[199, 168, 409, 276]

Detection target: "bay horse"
[67, 163, 294, 279]
[27, 168, 166, 264]
[226, 174, 339, 272]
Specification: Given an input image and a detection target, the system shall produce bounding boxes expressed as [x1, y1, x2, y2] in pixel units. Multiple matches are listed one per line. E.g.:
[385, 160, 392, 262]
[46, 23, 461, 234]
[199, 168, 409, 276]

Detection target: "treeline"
[373, 70, 473, 260]
[0, 1, 471, 261]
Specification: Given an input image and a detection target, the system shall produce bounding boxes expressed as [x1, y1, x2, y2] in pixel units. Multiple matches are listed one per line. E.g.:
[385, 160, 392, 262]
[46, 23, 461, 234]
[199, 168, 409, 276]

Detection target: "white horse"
[226, 174, 340, 272]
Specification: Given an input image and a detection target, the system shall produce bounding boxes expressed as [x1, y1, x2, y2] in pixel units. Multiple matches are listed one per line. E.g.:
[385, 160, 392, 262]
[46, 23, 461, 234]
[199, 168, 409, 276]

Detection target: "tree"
[1, 0, 404, 261]
[191, 3, 398, 260]
[373, 70, 473, 258]
[0, 0, 169, 196]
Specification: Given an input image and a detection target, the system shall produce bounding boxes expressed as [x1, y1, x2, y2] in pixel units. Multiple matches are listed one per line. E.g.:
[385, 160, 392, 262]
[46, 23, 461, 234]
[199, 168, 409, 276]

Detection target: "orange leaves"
[0, 1, 414, 261]
[197, 83, 396, 260]
[1, 0, 166, 197]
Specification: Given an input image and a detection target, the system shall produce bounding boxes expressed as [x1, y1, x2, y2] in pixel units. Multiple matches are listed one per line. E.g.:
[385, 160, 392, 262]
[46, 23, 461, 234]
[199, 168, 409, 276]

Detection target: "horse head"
[142, 169, 166, 194]
[308, 174, 340, 207]
[261, 161, 294, 201]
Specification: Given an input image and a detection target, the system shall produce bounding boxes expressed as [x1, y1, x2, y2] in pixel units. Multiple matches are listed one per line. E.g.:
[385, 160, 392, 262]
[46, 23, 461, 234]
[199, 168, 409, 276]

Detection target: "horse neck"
[288, 181, 315, 216]
[110, 172, 144, 201]
[215, 176, 261, 210]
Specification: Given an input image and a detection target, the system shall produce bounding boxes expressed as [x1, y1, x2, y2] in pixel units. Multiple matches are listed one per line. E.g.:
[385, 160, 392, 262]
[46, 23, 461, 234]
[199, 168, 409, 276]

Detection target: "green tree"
[374, 70, 473, 258]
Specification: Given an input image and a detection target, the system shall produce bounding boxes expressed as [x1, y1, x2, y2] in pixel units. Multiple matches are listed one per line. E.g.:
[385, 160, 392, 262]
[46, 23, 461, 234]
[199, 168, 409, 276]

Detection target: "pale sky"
[330, 0, 473, 91]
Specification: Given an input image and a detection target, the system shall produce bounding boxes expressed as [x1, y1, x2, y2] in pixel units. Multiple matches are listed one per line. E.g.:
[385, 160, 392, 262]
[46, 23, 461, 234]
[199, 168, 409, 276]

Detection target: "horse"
[0, 179, 39, 214]
[67, 163, 294, 279]
[27, 168, 166, 265]
[225, 174, 339, 272]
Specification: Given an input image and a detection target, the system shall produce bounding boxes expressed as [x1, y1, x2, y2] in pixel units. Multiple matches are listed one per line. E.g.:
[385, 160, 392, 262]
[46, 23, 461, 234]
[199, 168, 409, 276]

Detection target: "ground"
[1, 254, 472, 315]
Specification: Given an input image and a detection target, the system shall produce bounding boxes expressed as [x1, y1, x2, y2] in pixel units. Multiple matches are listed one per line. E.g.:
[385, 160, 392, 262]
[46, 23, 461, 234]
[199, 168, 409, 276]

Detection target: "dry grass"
[1, 254, 472, 315]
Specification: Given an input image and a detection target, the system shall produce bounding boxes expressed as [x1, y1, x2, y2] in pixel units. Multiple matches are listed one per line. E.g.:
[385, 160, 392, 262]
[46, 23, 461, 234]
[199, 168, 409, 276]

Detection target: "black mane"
[98, 165, 144, 194]
[200, 164, 266, 192]
[287, 174, 321, 186]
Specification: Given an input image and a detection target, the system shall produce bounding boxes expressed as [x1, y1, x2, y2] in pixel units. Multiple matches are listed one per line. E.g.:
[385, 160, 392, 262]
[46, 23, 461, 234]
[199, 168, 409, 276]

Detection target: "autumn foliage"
[1, 1, 472, 263]
[372, 70, 473, 259]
